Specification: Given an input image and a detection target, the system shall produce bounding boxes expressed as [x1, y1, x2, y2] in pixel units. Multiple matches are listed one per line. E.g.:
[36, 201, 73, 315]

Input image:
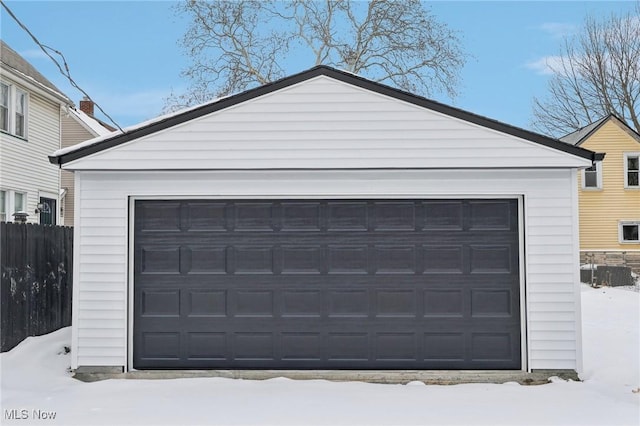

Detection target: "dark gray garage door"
[134, 199, 521, 370]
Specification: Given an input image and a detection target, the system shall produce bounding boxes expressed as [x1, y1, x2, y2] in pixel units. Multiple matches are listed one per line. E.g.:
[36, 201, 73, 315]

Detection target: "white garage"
[50, 66, 596, 377]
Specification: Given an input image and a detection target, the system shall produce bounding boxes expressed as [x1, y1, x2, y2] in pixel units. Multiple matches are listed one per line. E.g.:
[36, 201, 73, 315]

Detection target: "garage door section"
[133, 199, 521, 370]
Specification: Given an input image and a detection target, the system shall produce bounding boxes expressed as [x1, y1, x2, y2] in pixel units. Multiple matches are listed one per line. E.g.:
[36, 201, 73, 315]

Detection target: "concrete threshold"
[73, 369, 579, 385]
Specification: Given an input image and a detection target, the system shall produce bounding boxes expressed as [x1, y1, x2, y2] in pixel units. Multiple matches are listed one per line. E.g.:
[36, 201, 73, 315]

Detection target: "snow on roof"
[68, 107, 113, 137]
[52, 95, 229, 158]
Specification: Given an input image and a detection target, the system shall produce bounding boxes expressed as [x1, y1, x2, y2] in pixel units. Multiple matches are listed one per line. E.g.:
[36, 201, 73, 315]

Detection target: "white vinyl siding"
[0, 76, 61, 223]
[64, 77, 590, 171]
[71, 169, 581, 372]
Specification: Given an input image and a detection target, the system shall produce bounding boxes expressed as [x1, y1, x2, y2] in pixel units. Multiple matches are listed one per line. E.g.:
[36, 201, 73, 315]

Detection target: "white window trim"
[0, 81, 28, 139]
[581, 161, 602, 190]
[623, 152, 640, 189]
[0, 188, 28, 222]
[618, 220, 640, 244]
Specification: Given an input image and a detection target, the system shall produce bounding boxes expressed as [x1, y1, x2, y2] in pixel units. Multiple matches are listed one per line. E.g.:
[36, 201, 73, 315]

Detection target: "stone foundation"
[580, 251, 640, 275]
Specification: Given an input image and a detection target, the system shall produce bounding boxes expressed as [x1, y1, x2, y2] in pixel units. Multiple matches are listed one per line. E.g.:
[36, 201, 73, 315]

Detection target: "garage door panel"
[373, 202, 416, 230]
[423, 201, 463, 230]
[424, 289, 464, 317]
[374, 246, 417, 274]
[281, 290, 322, 317]
[471, 332, 515, 362]
[140, 246, 181, 274]
[232, 246, 275, 274]
[328, 290, 369, 317]
[281, 246, 323, 274]
[375, 333, 417, 361]
[233, 332, 275, 360]
[326, 202, 369, 231]
[189, 246, 227, 274]
[137, 202, 182, 232]
[423, 245, 464, 273]
[327, 245, 369, 274]
[471, 289, 515, 317]
[134, 199, 521, 370]
[233, 202, 276, 231]
[187, 290, 227, 317]
[423, 333, 466, 361]
[375, 290, 416, 317]
[327, 333, 369, 361]
[233, 290, 274, 317]
[140, 289, 180, 317]
[281, 333, 323, 360]
[187, 332, 227, 360]
[469, 244, 516, 274]
[186, 202, 227, 231]
[468, 200, 515, 231]
[281, 203, 322, 231]
[140, 331, 181, 360]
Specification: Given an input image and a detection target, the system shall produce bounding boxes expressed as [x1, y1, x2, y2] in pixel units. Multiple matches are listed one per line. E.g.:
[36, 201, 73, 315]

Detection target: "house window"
[14, 192, 25, 213]
[582, 161, 602, 189]
[0, 190, 6, 222]
[0, 81, 28, 138]
[15, 88, 26, 137]
[0, 189, 27, 222]
[625, 153, 639, 188]
[619, 221, 640, 243]
[0, 83, 8, 132]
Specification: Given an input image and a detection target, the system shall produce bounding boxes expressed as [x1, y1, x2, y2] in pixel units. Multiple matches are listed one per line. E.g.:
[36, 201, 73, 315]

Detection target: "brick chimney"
[79, 96, 94, 116]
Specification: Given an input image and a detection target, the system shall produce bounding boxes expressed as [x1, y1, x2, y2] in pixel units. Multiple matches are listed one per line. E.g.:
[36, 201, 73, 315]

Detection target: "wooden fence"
[1, 223, 73, 352]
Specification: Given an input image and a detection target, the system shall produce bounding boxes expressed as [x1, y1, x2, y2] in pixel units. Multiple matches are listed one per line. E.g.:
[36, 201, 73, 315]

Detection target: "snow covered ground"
[1, 284, 638, 426]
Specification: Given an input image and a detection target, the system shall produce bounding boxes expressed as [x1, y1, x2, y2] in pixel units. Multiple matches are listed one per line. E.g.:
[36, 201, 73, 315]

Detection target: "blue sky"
[1, 1, 637, 132]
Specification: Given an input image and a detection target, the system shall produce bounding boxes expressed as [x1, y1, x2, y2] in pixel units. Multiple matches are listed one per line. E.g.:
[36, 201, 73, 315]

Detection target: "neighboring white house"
[1, 40, 72, 225]
[50, 66, 598, 378]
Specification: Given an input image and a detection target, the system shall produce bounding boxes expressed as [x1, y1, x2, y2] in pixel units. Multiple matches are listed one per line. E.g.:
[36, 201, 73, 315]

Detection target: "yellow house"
[561, 115, 640, 271]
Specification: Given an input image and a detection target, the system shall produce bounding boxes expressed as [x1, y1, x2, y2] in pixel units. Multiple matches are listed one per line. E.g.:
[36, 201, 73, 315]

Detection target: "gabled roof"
[49, 65, 598, 166]
[68, 107, 114, 137]
[0, 40, 72, 105]
[560, 114, 640, 146]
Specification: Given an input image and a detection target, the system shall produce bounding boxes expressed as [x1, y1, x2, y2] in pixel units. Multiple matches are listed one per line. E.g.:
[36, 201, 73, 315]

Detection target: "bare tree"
[532, 6, 640, 136]
[166, 0, 466, 110]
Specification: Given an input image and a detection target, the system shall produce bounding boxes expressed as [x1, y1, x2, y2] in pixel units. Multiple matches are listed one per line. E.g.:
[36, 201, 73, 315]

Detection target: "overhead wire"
[0, 0, 124, 132]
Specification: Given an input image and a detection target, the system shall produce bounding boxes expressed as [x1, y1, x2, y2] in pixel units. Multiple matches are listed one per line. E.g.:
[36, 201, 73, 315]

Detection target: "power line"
[0, 0, 124, 132]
